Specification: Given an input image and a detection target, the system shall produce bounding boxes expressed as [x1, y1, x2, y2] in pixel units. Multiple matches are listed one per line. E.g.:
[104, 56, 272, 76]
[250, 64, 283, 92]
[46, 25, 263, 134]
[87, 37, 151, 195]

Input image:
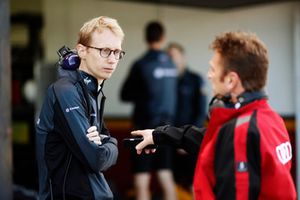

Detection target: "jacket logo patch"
[276, 141, 292, 165]
[84, 77, 91, 85]
[236, 161, 248, 172]
[66, 106, 80, 112]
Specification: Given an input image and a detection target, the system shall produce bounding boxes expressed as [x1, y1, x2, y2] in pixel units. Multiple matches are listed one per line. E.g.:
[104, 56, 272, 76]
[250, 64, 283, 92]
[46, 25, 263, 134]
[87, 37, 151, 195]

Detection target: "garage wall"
[42, 0, 299, 116]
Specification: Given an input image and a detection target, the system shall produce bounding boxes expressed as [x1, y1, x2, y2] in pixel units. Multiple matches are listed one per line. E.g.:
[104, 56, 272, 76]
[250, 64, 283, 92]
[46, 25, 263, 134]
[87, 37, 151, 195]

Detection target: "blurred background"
[1, 0, 300, 199]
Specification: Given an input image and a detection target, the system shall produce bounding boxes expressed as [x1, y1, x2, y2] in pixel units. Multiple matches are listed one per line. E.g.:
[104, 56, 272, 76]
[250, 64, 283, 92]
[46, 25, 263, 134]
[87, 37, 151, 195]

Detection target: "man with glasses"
[36, 16, 124, 200]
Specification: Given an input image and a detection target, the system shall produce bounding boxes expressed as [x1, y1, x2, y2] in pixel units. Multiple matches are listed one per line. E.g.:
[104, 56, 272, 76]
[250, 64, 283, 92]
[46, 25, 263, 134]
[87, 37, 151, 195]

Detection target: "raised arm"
[132, 125, 206, 155]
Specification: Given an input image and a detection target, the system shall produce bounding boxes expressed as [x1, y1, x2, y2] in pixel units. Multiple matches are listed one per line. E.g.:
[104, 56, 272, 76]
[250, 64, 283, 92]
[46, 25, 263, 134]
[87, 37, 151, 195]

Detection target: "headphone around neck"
[209, 90, 268, 111]
[57, 46, 80, 70]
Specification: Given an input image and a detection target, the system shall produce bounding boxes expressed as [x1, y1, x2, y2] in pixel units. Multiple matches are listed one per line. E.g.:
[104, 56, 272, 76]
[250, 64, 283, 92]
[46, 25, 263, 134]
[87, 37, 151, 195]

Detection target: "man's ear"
[76, 44, 86, 59]
[226, 72, 239, 89]
[226, 76, 232, 84]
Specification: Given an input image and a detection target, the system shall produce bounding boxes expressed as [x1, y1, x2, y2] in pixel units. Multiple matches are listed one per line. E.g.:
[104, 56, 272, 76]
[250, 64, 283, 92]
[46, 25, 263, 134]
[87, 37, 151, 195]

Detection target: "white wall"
[11, 0, 42, 14]
[43, 0, 299, 117]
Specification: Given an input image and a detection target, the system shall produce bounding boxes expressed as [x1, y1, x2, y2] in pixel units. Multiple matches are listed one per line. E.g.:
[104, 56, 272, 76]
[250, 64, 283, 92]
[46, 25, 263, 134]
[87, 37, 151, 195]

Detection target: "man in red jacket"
[131, 31, 297, 200]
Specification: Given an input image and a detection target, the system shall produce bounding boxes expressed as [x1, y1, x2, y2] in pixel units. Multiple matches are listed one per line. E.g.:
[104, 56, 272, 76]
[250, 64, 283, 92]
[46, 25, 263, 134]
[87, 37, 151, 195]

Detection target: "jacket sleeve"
[53, 82, 118, 173]
[153, 125, 206, 155]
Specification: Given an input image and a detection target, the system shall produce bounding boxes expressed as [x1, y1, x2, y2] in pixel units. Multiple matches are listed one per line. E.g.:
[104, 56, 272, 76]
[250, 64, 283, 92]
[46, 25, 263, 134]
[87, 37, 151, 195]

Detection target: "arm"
[132, 125, 206, 155]
[98, 120, 119, 170]
[153, 125, 205, 154]
[53, 82, 118, 173]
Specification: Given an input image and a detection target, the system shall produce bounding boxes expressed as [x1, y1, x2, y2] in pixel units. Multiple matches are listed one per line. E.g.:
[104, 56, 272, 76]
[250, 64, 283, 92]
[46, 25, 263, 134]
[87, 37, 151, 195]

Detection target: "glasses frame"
[85, 45, 125, 60]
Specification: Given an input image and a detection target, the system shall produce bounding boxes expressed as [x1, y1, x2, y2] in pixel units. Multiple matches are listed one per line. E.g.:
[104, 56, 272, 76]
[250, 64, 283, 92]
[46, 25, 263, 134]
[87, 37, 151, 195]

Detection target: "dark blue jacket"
[175, 69, 206, 127]
[36, 68, 118, 200]
[121, 50, 177, 128]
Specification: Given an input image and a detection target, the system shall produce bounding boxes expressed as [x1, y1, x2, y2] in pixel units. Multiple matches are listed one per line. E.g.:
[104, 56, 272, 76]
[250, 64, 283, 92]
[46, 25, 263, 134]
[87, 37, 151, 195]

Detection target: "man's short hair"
[211, 31, 269, 91]
[145, 21, 164, 44]
[77, 16, 124, 46]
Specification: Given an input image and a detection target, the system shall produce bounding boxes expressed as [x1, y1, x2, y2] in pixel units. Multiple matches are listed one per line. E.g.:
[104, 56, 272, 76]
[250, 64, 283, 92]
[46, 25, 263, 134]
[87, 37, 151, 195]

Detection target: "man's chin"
[104, 74, 112, 79]
[99, 73, 112, 80]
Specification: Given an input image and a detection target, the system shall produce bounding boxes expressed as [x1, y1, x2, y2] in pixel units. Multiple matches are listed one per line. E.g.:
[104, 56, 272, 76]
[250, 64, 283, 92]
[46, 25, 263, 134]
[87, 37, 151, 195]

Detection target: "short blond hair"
[77, 16, 124, 45]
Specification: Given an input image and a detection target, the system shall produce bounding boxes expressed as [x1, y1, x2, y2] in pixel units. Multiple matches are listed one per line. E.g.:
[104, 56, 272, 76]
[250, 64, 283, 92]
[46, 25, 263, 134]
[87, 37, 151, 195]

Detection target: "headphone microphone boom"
[57, 45, 80, 70]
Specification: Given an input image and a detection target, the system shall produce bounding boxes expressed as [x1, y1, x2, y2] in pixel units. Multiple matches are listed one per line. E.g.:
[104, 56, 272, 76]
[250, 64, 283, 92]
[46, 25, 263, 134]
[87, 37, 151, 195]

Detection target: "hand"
[131, 129, 156, 154]
[87, 126, 102, 145]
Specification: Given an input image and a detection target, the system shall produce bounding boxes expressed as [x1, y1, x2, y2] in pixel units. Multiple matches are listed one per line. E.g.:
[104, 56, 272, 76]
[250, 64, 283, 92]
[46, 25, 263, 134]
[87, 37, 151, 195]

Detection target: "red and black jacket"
[153, 96, 296, 200]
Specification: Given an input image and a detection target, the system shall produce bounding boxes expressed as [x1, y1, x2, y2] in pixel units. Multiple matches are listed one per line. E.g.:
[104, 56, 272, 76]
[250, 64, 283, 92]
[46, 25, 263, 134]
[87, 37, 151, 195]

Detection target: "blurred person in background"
[167, 42, 207, 196]
[121, 21, 177, 200]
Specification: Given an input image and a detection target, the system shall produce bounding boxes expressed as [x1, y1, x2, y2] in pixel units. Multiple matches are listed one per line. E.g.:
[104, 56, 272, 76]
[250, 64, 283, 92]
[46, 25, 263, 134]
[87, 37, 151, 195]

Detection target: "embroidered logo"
[276, 141, 292, 165]
[66, 106, 80, 113]
[153, 68, 177, 79]
[236, 161, 248, 172]
[84, 77, 91, 85]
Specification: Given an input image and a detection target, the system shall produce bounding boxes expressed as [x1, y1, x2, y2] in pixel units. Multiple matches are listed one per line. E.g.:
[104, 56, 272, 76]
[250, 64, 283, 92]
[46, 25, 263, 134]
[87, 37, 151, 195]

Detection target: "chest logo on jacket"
[84, 77, 92, 85]
[153, 68, 177, 79]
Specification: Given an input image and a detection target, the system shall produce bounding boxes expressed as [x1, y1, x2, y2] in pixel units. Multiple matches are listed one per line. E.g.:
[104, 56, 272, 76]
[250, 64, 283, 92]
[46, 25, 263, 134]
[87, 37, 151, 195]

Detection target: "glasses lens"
[98, 47, 125, 60]
[100, 48, 111, 58]
[116, 50, 125, 60]
[113, 50, 122, 60]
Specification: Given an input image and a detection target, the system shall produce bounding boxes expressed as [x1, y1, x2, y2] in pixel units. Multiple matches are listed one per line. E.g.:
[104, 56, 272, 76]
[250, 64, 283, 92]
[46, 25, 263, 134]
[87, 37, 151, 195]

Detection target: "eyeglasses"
[85, 45, 125, 60]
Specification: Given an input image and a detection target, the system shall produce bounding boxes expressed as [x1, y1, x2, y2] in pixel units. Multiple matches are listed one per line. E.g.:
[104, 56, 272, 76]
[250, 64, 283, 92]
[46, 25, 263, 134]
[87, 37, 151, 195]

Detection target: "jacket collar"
[200, 99, 269, 155]
[207, 90, 268, 139]
[209, 99, 268, 127]
[209, 90, 268, 111]
[57, 67, 102, 97]
[78, 70, 99, 97]
[58, 66, 78, 80]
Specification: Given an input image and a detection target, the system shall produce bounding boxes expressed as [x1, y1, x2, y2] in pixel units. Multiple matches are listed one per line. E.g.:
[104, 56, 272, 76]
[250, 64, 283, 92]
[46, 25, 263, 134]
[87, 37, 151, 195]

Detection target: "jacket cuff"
[105, 137, 118, 145]
[153, 125, 170, 144]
